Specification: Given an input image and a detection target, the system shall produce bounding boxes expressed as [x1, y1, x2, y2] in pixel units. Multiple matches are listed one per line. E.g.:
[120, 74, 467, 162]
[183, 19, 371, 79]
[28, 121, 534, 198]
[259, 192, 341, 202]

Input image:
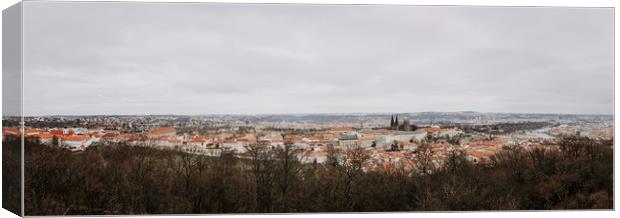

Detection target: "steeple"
[395, 115, 399, 130]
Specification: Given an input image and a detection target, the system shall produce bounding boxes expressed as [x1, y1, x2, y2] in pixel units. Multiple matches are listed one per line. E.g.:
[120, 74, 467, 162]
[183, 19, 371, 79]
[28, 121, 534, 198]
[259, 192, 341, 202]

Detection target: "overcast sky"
[21, 2, 613, 116]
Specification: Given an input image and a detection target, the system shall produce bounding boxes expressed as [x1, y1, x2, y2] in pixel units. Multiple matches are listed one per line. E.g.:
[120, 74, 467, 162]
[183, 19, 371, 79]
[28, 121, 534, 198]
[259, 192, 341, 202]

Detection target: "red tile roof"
[3, 128, 19, 136]
[61, 135, 91, 141]
[145, 127, 176, 135]
[33, 133, 54, 139]
[470, 151, 493, 158]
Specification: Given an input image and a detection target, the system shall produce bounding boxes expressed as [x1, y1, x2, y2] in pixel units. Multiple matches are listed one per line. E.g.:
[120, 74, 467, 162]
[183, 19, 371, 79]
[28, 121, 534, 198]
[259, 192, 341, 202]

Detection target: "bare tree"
[341, 146, 370, 210]
[416, 142, 435, 175]
[273, 141, 303, 211]
[245, 143, 276, 212]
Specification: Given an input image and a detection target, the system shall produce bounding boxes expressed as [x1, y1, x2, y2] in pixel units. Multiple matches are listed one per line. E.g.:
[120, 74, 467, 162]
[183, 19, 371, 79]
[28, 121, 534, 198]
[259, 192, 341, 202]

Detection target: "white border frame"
[1, 1, 617, 218]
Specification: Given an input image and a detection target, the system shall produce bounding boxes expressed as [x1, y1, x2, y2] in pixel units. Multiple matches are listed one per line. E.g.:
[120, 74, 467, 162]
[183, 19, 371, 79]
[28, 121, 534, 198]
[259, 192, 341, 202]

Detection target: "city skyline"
[16, 2, 614, 116]
[16, 110, 616, 117]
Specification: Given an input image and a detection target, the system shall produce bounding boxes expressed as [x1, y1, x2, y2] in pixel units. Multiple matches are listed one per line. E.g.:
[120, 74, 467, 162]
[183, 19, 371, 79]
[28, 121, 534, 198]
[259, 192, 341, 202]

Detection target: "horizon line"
[13, 111, 615, 117]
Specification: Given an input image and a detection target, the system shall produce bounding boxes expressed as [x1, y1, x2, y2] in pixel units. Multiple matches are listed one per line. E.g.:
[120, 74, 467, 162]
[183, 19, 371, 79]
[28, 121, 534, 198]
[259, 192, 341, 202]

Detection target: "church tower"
[395, 115, 399, 130]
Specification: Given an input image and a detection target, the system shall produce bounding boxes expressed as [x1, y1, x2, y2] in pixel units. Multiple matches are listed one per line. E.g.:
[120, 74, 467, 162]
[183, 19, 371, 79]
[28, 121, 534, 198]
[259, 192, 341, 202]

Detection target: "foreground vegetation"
[2, 135, 21, 215]
[3, 135, 613, 215]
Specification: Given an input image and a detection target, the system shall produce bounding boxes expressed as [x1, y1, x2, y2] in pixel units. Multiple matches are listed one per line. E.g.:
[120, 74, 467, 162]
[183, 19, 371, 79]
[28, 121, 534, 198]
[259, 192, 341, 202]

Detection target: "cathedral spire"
[395, 115, 399, 130]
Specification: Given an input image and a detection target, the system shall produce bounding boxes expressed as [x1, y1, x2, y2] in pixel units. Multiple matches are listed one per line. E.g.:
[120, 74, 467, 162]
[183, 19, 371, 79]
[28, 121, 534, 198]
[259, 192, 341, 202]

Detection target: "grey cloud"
[20, 2, 614, 116]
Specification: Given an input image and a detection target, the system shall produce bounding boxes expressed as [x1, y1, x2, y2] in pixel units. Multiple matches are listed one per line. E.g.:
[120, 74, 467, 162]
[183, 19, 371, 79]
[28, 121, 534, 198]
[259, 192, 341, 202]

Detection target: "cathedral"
[390, 115, 398, 130]
[390, 115, 415, 131]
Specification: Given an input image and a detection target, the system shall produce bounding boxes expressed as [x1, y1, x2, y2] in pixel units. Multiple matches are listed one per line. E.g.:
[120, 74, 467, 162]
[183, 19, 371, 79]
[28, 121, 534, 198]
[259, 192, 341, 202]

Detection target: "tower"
[403, 119, 411, 131]
[395, 115, 399, 130]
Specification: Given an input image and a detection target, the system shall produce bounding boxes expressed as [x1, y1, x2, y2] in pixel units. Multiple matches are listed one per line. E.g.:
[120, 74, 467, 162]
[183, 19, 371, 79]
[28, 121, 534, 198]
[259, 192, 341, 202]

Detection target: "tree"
[340, 146, 370, 210]
[273, 142, 302, 211]
[245, 143, 276, 212]
[416, 142, 435, 175]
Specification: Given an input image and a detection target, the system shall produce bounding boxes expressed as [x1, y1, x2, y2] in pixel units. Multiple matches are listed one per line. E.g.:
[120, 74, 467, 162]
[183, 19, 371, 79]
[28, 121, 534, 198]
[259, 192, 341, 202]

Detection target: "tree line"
[3, 134, 612, 215]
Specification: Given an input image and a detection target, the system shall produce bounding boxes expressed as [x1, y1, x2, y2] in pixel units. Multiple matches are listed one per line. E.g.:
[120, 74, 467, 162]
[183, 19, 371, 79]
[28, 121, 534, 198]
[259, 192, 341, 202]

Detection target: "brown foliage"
[16, 135, 613, 215]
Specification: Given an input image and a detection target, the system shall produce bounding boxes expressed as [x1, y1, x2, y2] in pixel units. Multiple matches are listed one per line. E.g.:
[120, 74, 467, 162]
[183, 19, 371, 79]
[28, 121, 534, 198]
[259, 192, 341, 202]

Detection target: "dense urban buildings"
[4, 112, 613, 172]
[2, 112, 613, 214]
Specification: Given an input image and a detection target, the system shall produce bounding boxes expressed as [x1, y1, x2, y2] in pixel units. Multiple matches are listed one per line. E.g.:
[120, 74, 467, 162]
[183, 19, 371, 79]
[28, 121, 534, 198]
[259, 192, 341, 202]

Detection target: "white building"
[60, 135, 94, 151]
